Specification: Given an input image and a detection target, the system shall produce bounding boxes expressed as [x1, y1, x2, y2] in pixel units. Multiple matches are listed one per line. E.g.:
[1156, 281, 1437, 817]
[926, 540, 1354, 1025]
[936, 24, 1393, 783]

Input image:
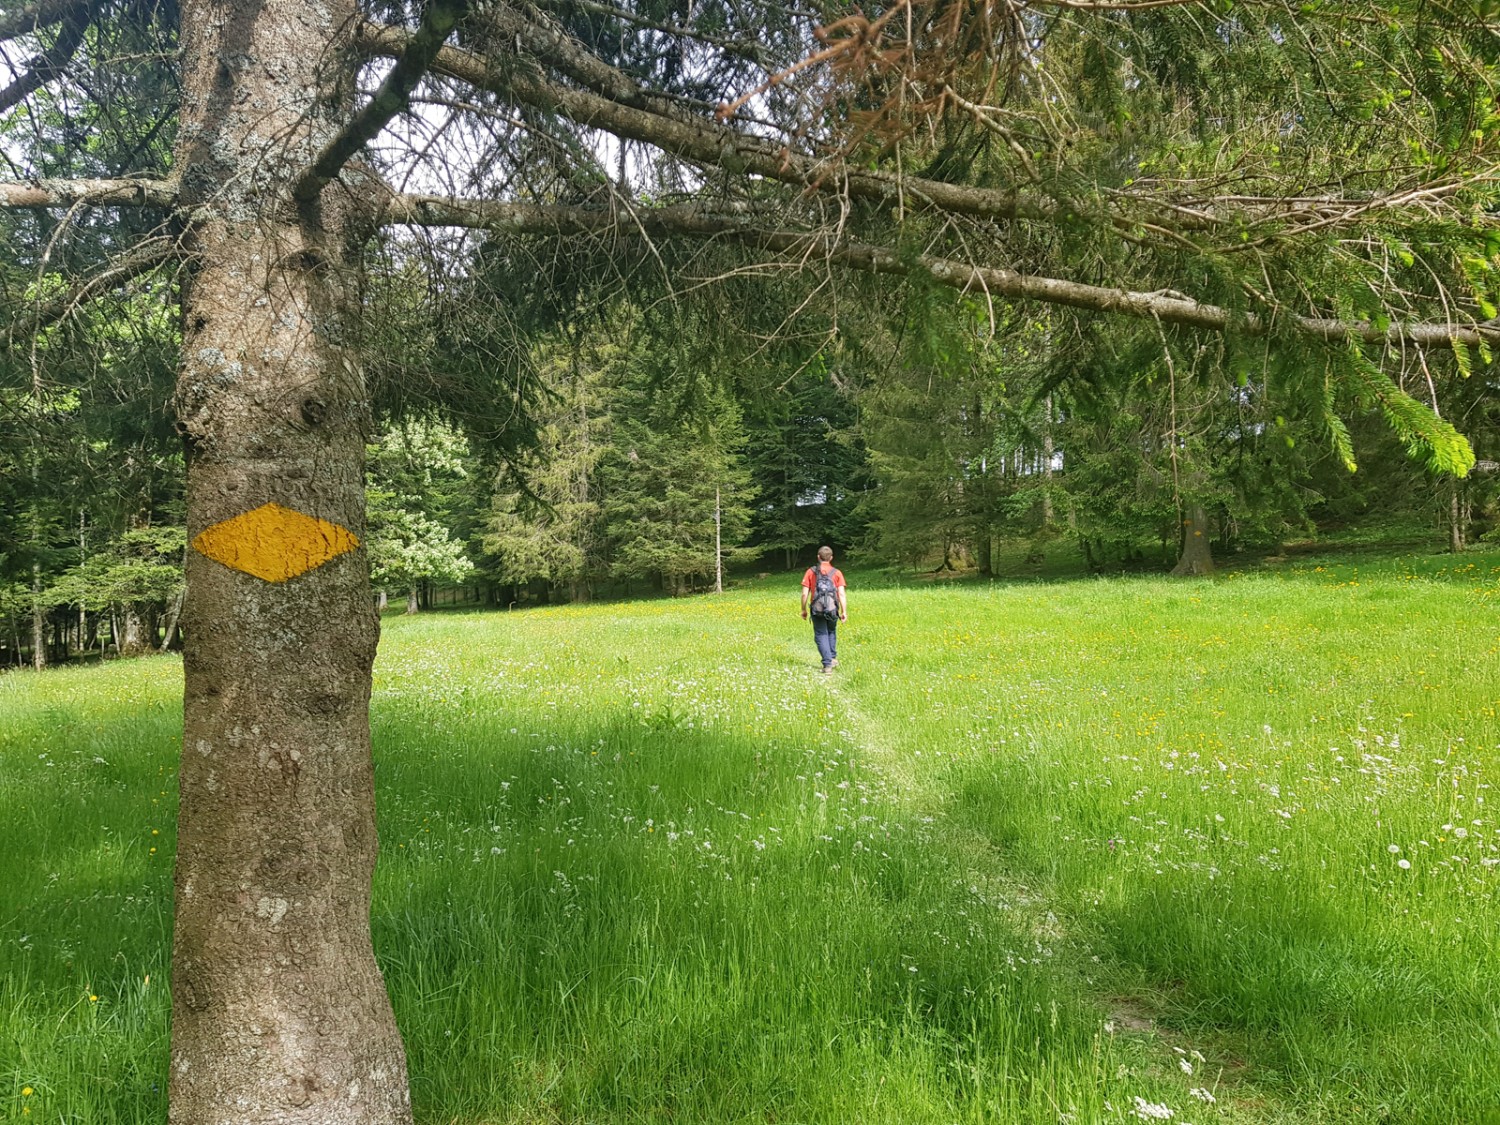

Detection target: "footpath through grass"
[4, 549, 1500, 1124]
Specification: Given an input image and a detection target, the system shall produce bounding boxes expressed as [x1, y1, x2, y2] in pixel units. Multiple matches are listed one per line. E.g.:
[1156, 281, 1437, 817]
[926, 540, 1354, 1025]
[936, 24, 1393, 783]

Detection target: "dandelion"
[22, 1088, 32, 1097]
[1388, 844, 1401, 854]
[1398, 858, 1412, 870]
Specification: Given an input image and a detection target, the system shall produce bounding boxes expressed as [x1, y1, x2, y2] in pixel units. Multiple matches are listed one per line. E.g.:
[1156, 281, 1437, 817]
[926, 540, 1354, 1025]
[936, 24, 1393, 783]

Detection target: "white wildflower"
[1188, 1088, 1216, 1104]
[1131, 1096, 1174, 1120]
[1178, 1057, 1193, 1075]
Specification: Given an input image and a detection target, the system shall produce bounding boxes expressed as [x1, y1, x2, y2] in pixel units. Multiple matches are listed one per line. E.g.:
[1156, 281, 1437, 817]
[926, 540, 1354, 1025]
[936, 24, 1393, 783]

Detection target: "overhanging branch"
[292, 0, 470, 203]
[355, 22, 1048, 226]
[0, 177, 178, 209]
[362, 19, 1494, 243]
[380, 193, 1500, 351]
[0, 0, 94, 114]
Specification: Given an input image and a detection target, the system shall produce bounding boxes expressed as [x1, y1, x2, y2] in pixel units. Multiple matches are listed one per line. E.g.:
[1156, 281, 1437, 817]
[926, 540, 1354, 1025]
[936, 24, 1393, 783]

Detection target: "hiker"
[800, 545, 847, 673]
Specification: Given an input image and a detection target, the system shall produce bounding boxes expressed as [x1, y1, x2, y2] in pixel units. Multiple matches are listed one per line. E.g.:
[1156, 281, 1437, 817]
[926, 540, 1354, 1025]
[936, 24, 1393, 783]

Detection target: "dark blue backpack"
[811, 569, 838, 619]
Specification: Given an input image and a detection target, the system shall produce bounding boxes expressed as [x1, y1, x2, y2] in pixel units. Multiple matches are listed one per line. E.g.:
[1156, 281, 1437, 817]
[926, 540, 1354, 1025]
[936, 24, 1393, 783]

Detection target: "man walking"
[800, 546, 848, 673]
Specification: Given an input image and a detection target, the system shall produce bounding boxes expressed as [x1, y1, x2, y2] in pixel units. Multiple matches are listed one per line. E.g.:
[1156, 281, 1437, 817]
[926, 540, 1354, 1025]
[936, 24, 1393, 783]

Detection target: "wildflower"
[1388, 844, 1401, 854]
[1398, 859, 1412, 870]
[22, 1088, 32, 1097]
[1131, 1097, 1174, 1120]
[1178, 1057, 1193, 1075]
[1188, 1088, 1215, 1104]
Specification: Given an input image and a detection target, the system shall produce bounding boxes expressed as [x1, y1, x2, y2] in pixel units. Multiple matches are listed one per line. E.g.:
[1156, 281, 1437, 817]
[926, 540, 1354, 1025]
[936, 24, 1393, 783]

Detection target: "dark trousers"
[812, 615, 838, 667]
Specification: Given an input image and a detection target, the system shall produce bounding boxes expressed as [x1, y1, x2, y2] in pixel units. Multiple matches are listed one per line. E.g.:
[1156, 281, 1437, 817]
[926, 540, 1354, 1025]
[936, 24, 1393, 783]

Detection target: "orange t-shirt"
[802, 563, 846, 591]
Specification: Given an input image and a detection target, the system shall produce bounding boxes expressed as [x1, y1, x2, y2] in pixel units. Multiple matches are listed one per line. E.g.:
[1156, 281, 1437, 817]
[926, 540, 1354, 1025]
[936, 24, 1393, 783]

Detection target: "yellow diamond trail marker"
[192, 502, 360, 583]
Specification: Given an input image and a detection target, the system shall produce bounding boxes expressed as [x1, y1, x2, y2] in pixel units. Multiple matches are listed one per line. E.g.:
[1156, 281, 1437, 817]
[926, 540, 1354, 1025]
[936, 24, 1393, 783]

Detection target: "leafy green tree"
[48, 525, 186, 654]
[367, 420, 478, 612]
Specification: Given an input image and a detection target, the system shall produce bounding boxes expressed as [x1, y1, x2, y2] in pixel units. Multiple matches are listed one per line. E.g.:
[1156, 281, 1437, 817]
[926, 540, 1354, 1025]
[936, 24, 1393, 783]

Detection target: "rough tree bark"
[1170, 504, 1216, 577]
[119, 602, 157, 656]
[169, 2, 410, 1123]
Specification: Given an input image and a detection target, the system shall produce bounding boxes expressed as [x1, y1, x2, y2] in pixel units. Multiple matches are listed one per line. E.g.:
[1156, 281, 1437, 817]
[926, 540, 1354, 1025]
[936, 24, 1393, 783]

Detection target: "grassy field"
[5, 548, 1500, 1124]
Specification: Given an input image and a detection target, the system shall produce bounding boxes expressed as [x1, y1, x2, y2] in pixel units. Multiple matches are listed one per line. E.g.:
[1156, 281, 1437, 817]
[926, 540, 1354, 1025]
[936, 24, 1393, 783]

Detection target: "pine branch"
[0, 0, 84, 43]
[379, 193, 1500, 351]
[354, 22, 1050, 225]
[0, 0, 94, 114]
[360, 18, 1494, 242]
[0, 176, 178, 208]
[2, 235, 178, 348]
[292, 0, 471, 203]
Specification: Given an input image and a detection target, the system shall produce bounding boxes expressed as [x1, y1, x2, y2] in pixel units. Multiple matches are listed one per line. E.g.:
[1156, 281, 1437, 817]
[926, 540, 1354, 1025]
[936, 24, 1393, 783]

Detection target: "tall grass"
[4, 549, 1499, 1123]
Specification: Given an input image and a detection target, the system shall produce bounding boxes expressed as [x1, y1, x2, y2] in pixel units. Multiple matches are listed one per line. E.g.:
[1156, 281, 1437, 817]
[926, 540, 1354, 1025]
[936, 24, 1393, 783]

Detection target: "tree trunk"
[1041, 394, 1055, 528]
[31, 563, 47, 671]
[406, 587, 420, 615]
[161, 590, 186, 652]
[1449, 482, 1466, 553]
[377, 589, 388, 613]
[1171, 504, 1216, 577]
[715, 484, 723, 594]
[169, 3, 411, 1124]
[976, 531, 993, 577]
[119, 603, 157, 657]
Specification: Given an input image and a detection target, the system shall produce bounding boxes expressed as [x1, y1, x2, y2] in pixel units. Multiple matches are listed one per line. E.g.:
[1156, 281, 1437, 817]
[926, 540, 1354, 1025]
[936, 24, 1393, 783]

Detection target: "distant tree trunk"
[715, 485, 723, 594]
[161, 591, 186, 651]
[1171, 504, 1216, 577]
[1041, 394, 1055, 528]
[167, 3, 411, 1124]
[119, 603, 158, 656]
[405, 588, 420, 615]
[31, 563, 47, 671]
[1449, 483, 1466, 553]
[976, 532, 993, 577]
[376, 589, 388, 612]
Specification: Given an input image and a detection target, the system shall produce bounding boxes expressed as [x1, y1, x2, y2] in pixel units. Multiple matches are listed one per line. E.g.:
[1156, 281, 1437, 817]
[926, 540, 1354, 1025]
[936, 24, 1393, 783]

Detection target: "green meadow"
[5, 550, 1500, 1124]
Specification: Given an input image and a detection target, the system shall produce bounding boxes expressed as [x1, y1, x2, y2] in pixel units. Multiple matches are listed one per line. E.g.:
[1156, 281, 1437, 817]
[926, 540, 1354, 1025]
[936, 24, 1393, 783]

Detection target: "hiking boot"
[822, 665, 833, 674]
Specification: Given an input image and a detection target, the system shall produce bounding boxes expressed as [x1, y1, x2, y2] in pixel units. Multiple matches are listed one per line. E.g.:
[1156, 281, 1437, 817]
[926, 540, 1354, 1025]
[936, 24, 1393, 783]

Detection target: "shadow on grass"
[371, 710, 1115, 1123]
